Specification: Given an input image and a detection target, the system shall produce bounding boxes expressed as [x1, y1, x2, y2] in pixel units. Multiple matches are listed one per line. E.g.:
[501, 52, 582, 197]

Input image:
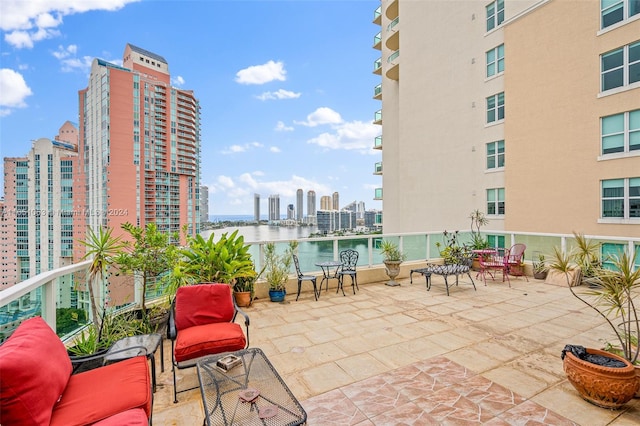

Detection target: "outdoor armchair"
[168, 283, 249, 403]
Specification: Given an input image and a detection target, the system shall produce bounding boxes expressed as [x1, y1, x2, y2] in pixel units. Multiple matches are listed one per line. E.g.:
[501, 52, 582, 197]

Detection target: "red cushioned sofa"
[0, 316, 152, 426]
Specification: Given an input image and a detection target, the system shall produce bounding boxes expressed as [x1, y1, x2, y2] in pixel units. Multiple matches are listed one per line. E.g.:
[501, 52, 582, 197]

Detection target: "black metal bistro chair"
[337, 249, 359, 295]
[292, 254, 318, 301]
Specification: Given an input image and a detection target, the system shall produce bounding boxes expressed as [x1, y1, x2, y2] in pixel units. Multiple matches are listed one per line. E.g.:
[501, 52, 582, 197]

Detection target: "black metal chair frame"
[293, 254, 318, 301]
[167, 292, 250, 403]
[337, 249, 359, 296]
[410, 252, 476, 296]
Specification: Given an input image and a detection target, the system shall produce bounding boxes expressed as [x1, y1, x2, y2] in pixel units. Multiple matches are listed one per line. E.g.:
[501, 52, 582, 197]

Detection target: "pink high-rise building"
[75, 44, 201, 264]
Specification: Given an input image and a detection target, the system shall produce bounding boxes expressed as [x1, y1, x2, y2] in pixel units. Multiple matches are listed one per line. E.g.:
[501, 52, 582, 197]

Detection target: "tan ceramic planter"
[563, 348, 639, 409]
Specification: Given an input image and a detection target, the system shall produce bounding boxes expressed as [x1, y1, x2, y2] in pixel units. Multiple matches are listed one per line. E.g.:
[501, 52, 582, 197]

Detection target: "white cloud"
[255, 89, 300, 101]
[235, 60, 286, 85]
[307, 120, 379, 153]
[269, 146, 281, 153]
[217, 175, 235, 189]
[295, 107, 342, 127]
[221, 141, 264, 154]
[0, 68, 33, 115]
[172, 75, 185, 86]
[52, 44, 92, 72]
[274, 121, 293, 132]
[1, 0, 140, 48]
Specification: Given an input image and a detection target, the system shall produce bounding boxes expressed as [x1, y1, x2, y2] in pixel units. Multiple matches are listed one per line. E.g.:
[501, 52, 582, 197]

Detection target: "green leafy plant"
[468, 210, 490, 250]
[550, 243, 640, 364]
[115, 222, 179, 316]
[533, 253, 548, 275]
[264, 242, 295, 290]
[436, 230, 467, 264]
[379, 240, 407, 262]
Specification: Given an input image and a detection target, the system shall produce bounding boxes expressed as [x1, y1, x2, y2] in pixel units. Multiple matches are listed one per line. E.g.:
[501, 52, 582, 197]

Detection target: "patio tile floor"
[151, 273, 640, 425]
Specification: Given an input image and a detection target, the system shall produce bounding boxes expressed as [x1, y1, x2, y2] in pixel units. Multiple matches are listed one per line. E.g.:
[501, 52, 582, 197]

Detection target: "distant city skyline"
[0, 0, 382, 216]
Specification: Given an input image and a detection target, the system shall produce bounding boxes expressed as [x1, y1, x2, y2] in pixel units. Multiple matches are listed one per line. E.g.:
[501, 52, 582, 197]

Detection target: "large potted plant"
[532, 252, 548, 280]
[263, 242, 294, 302]
[379, 240, 407, 286]
[166, 230, 256, 300]
[551, 243, 640, 408]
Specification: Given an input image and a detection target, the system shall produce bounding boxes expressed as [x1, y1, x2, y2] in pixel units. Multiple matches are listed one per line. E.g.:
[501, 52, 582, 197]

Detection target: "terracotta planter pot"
[384, 260, 402, 286]
[563, 347, 639, 409]
[234, 291, 252, 307]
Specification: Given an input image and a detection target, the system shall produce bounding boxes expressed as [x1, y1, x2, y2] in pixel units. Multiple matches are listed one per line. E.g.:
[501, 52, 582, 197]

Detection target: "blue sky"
[0, 0, 382, 216]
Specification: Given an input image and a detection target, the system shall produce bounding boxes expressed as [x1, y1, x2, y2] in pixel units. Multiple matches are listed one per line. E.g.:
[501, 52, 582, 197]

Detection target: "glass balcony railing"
[374, 162, 383, 174]
[373, 31, 381, 49]
[375, 187, 383, 199]
[373, 57, 382, 74]
[388, 16, 399, 32]
[374, 84, 382, 99]
[374, 135, 382, 149]
[388, 50, 400, 63]
[374, 110, 382, 123]
[2, 232, 639, 343]
[373, 5, 382, 24]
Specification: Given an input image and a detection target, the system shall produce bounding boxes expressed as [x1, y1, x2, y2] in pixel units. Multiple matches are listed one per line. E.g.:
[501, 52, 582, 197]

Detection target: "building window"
[487, 92, 505, 123]
[486, 44, 505, 77]
[601, 109, 640, 154]
[487, 188, 505, 215]
[601, 0, 640, 29]
[601, 41, 640, 91]
[602, 177, 640, 218]
[486, 0, 505, 32]
[486, 140, 505, 169]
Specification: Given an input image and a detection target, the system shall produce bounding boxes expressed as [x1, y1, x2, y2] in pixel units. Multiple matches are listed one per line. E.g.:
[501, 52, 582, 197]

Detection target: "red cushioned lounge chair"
[168, 283, 250, 403]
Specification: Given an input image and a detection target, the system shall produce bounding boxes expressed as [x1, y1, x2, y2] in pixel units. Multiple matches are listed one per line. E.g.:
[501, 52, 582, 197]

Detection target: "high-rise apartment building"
[200, 185, 209, 223]
[320, 195, 333, 211]
[76, 44, 201, 259]
[254, 193, 260, 222]
[332, 192, 339, 211]
[373, 0, 639, 239]
[287, 204, 295, 220]
[307, 190, 316, 224]
[268, 194, 280, 221]
[1, 122, 78, 305]
[296, 189, 303, 222]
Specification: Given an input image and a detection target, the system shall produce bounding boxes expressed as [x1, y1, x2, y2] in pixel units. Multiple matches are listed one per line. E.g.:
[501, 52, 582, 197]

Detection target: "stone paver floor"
[151, 273, 640, 425]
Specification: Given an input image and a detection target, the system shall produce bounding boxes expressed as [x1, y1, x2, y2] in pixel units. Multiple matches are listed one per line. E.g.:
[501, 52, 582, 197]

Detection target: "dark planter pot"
[269, 289, 286, 302]
[562, 347, 639, 409]
[68, 347, 109, 374]
[533, 271, 548, 280]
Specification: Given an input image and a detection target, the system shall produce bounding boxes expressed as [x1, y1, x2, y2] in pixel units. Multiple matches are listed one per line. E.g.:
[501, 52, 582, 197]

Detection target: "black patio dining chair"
[292, 254, 318, 301]
[337, 249, 359, 295]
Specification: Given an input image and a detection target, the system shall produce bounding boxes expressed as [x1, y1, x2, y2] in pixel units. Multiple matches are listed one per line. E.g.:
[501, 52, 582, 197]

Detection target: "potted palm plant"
[551, 242, 640, 408]
[379, 240, 407, 286]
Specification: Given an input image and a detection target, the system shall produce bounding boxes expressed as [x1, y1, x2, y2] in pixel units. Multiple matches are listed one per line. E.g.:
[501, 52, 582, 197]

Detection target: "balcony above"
[373, 84, 382, 100]
[373, 57, 382, 75]
[374, 187, 383, 200]
[374, 110, 382, 125]
[386, 0, 398, 20]
[386, 50, 399, 81]
[373, 31, 382, 50]
[374, 135, 382, 150]
[373, 5, 381, 25]
[386, 18, 399, 51]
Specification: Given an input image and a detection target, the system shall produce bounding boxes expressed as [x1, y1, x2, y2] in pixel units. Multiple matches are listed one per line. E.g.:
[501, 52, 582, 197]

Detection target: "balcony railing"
[374, 161, 383, 174]
[374, 187, 383, 200]
[374, 110, 382, 124]
[374, 83, 382, 99]
[373, 31, 381, 50]
[3, 232, 638, 343]
[374, 135, 382, 149]
[373, 57, 382, 74]
[373, 5, 382, 24]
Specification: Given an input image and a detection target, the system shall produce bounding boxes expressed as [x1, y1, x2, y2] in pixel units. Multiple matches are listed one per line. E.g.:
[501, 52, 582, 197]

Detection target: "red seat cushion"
[91, 408, 148, 426]
[174, 322, 246, 362]
[175, 283, 235, 330]
[50, 356, 151, 426]
[0, 316, 72, 426]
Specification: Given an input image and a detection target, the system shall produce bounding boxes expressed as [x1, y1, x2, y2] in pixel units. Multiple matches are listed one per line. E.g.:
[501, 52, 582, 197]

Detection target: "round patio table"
[315, 261, 342, 295]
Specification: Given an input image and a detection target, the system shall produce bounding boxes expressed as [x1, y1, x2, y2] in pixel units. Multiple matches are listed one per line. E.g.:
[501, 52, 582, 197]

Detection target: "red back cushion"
[175, 283, 235, 330]
[0, 316, 72, 425]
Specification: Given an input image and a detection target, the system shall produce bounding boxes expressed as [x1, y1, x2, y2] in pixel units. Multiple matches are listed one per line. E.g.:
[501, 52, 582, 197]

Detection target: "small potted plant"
[263, 242, 294, 302]
[379, 240, 407, 286]
[532, 252, 548, 279]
